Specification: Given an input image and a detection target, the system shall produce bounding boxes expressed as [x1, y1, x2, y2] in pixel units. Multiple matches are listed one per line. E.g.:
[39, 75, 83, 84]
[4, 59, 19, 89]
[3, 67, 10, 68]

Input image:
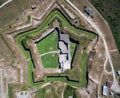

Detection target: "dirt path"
[0, 0, 12, 8]
[66, 0, 120, 92]
[32, 82, 51, 93]
[104, 57, 112, 75]
[97, 72, 104, 98]
[40, 51, 58, 57]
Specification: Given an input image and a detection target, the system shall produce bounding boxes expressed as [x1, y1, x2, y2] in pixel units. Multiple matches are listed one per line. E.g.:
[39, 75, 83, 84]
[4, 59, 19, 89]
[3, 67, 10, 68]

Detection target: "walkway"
[40, 51, 58, 57]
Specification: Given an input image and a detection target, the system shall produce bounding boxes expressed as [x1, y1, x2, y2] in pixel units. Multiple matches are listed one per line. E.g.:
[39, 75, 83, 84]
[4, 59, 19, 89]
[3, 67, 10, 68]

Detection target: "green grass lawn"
[37, 30, 58, 68]
[70, 41, 77, 61]
[41, 53, 58, 68]
[79, 50, 87, 86]
[25, 15, 31, 24]
[64, 86, 76, 98]
[37, 30, 58, 54]
[8, 84, 17, 98]
[27, 60, 34, 87]
[35, 87, 47, 98]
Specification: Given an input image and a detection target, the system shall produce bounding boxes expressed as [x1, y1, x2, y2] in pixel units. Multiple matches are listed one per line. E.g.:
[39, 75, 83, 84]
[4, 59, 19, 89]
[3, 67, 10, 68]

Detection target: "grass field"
[0, 0, 8, 5]
[15, 10, 96, 87]
[64, 86, 77, 98]
[70, 41, 77, 61]
[8, 84, 17, 98]
[37, 31, 58, 54]
[35, 83, 64, 98]
[35, 87, 47, 98]
[0, 0, 33, 29]
[89, 0, 120, 52]
[41, 53, 58, 68]
[79, 50, 87, 86]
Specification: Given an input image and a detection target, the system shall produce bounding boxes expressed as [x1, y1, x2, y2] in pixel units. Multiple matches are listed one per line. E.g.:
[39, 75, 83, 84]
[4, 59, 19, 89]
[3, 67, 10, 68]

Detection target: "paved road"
[66, 0, 120, 92]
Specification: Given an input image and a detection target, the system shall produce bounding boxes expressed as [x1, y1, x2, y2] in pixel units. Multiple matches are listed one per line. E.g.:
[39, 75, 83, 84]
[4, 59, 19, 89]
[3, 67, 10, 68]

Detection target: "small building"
[84, 7, 93, 18]
[117, 71, 120, 75]
[31, 5, 37, 10]
[69, 96, 73, 98]
[16, 91, 31, 98]
[102, 86, 108, 96]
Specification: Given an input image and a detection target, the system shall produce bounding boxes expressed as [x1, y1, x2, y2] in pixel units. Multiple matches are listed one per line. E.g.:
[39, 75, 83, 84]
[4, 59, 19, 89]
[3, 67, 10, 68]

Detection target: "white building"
[58, 34, 71, 71]
[117, 71, 120, 75]
[102, 86, 108, 96]
[16, 91, 31, 98]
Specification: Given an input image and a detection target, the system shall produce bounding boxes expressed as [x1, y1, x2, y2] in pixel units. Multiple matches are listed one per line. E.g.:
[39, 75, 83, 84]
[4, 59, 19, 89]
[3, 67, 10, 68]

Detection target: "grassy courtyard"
[41, 53, 58, 68]
[36, 30, 58, 68]
[37, 30, 58, 54]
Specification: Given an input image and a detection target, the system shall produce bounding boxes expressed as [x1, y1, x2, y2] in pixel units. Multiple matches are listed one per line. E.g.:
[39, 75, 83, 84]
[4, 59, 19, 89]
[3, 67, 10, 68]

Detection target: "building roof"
[102, 86, 108, 96]
[59, 41, 67, 50]
[69, 96, 73, 98]
[31, 5, 37, 9]
[58, 33, 71, 71]
[84, 7, 93, 15]
[117, 71, 120, 75]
